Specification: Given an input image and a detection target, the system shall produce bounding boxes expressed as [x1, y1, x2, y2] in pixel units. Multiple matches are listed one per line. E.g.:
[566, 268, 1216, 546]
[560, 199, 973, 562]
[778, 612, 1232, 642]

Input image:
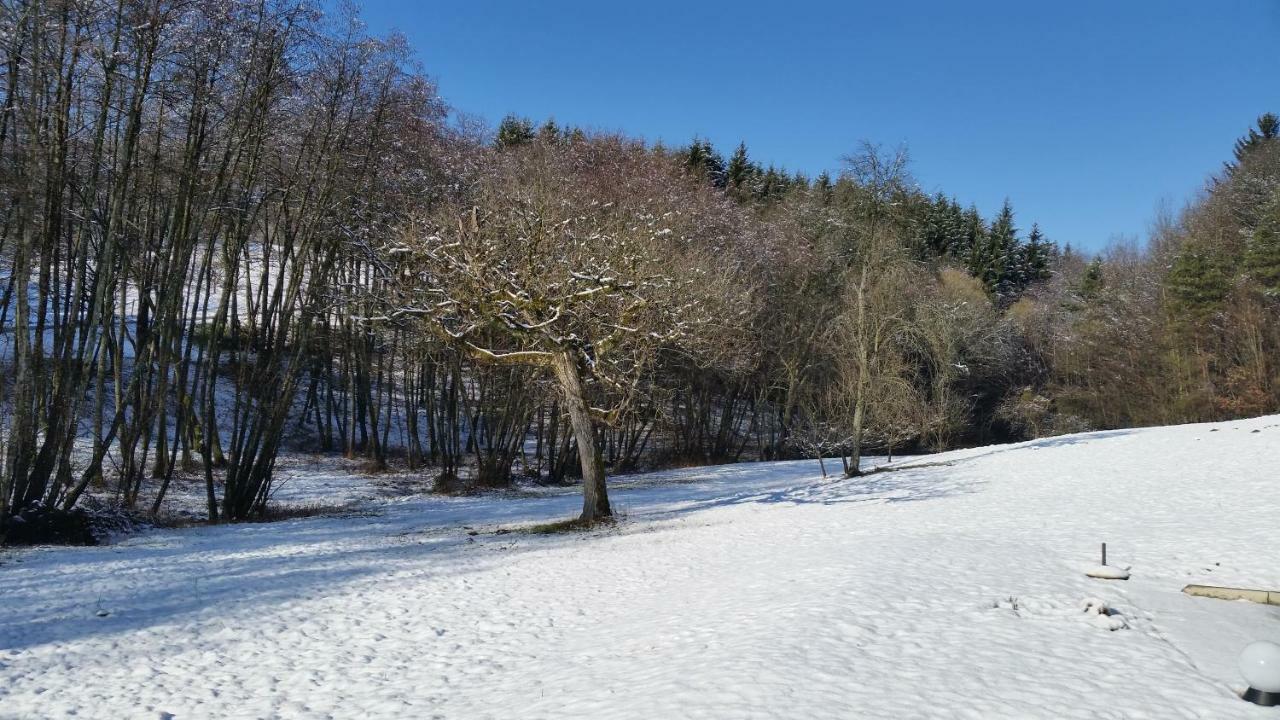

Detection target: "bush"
[3, 503, 98, 546]
[432, 471, 468, 495]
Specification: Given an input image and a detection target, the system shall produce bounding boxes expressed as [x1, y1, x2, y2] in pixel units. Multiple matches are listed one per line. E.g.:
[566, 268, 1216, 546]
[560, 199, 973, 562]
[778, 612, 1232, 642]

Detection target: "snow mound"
[1085, 564, 1131, 580]
[1082, 597, 1129, 631]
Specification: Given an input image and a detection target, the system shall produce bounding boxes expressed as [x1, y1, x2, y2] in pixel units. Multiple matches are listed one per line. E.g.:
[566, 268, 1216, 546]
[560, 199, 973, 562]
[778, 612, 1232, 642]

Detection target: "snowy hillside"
[3, 417, 1279, 718]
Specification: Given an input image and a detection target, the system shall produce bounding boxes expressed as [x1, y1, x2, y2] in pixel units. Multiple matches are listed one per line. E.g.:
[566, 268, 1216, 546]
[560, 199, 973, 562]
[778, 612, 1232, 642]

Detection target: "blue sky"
[354, 0, 1277, 252]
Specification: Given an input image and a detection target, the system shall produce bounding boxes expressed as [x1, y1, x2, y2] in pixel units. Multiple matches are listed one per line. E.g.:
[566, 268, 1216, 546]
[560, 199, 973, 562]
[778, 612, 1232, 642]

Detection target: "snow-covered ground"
[3, 417, 1279, 719]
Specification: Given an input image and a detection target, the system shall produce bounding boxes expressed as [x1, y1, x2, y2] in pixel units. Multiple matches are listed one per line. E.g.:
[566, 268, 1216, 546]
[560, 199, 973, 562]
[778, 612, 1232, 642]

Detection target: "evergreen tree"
[725, 142, 761, 199]
[959, 205, 987, 271]
[1244, 200, 1280, 296]
[967, 239, 998, 291]
[682, 138, 726, 187]
[915, 193, 943, 257]
[1233, 113, 1279, 164]
[759, 165, 787, 201]
[1225, 112, 1279, 175]
[968, 199, 1019, 294]
[913, 194, 944, 259]
[918, 194, 966, 260]
[1022, 223, 1053, 285]
[989, 201, 1016, 240]
[815, 172, 834, 205]
[991, 200, 1026, 297]
[1167, 248, 1230, 326]
[1078, 256, 1104, 299]
[538, 118, 563, 143]
[947, 200, 966, 248]
[495, 114, 535, 148]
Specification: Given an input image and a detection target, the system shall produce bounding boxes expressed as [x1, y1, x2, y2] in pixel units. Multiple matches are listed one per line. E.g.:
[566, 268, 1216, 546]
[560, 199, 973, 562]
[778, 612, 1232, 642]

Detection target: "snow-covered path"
[3, 418, 1279, 719]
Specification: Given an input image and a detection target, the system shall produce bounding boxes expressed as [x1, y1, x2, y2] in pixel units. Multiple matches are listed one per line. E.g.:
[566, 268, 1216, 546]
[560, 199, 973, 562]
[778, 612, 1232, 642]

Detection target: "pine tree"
[979, 199, 1019, 295]
[1022, 223, 1053, 284]
[1244, 200, 1280, 296]
[815, 172, 834, 205]
[995, 201, 1029, 297]
[916, 193, 949, 258]
[682, 138, 726, 187]
[959, 205, 987, 273]
[1078, 256, 1104, 299]
[759, 165, 789, 201]
[942, 198, 966, 259]
[1226, 112, 1279, 175]
[910, 194, 963, 261]
[1233, 113, 1279, 164]
[538, 118, 563, 143]
[725, 142, 760, 199]
[496, 114, 535, 148]
[1167, 248, 1230, 326]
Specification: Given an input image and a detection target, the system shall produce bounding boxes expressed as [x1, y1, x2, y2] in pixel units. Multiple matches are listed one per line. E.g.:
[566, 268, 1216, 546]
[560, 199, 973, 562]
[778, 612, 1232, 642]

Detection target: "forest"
[2, 0, 1278, 536]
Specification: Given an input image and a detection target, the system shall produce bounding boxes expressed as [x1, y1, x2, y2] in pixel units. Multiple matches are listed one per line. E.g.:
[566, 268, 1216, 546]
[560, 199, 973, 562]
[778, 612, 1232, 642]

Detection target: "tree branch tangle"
[370, 138, 751, 522]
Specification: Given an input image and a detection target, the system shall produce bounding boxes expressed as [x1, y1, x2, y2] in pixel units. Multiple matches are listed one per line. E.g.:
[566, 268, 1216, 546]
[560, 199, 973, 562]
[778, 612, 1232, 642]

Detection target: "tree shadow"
[2, 461, 835, 653]
[633, 428, 1138, 520]
[2, 429, 1133, 653]
[636, 462, 980, 519]
[0, 500, 593, 653]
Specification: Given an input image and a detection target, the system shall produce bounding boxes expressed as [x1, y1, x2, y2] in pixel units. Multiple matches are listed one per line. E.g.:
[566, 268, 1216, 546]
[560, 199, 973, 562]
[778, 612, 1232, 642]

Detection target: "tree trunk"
[844, 392, 865, 476]
[845, 376, 866, 478]
[552, 349, 611, 522]
[844, 264, 870, 479]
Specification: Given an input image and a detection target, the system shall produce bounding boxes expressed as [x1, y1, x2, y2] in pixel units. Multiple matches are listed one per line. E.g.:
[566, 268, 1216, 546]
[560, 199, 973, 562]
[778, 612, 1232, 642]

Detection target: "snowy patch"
[2, 418, 1280, 717]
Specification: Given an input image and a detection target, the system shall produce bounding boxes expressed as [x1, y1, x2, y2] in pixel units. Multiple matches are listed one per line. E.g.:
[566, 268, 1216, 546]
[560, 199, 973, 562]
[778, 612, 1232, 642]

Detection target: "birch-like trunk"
[845, 264, 870, 478]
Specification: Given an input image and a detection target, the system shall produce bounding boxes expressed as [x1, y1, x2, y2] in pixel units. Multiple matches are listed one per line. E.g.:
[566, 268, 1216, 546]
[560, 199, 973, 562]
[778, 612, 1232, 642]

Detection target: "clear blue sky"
[353, 0, 1277, 251]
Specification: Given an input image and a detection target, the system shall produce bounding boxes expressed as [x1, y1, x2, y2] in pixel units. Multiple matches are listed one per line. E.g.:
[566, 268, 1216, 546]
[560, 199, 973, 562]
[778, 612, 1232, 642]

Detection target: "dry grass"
[254, 501, 374, 522]
[522, 516, 618, 535]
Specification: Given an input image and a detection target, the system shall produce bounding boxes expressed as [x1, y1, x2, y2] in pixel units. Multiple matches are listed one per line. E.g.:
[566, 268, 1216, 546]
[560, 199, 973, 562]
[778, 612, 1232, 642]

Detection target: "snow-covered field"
[3, 417, 1279, 719]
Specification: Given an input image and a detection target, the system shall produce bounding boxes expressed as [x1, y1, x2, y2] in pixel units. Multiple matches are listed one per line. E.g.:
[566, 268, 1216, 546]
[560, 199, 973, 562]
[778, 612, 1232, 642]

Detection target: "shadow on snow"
[1, 430, 1134, 652]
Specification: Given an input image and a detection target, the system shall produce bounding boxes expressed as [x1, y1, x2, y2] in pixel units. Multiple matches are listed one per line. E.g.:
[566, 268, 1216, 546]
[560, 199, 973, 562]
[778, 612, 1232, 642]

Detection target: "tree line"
[1, 1, 1275, 533]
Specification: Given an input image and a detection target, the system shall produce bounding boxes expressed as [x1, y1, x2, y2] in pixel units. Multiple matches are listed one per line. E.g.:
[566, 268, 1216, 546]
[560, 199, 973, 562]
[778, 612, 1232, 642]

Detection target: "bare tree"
[372, 137, 746, 523]
[913, 269, 996, 450]
[825, 244, 916, 476]
[824, 144, 918, 476]
[790, 395, 852, 478]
